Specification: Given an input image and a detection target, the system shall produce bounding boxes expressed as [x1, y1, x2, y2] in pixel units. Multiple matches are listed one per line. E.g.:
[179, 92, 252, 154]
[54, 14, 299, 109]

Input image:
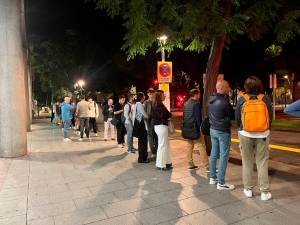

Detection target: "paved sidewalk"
[0, 121, 299, 225]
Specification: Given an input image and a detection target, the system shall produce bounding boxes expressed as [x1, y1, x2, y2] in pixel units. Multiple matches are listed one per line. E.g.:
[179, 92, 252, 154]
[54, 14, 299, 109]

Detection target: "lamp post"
[74, 80, 85, 95]
[157, 35, 168, 62]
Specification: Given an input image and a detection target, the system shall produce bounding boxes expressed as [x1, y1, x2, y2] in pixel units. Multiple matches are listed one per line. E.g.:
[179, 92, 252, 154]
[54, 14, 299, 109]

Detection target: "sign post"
[269, 74, 277, 120]
[157, 61, 172, 111]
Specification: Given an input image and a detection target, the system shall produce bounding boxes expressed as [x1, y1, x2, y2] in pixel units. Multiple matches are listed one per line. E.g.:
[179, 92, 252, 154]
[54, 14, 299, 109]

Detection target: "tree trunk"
[202, 0, 231, 154]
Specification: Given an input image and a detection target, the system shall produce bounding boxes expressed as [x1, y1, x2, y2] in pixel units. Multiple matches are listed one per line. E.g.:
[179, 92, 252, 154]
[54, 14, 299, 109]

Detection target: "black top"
[151, 102, 172, 126]
[113, 102, 124, 121]
[208, 93, 234, 133]
[183, 99, 202, 132]
[102, 104, 114, 122]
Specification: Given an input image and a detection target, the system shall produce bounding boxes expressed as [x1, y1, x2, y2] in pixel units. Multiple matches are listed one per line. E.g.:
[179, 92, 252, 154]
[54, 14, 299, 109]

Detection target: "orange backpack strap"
[257, 94, 264, 101]
[242, 94, 250, 102]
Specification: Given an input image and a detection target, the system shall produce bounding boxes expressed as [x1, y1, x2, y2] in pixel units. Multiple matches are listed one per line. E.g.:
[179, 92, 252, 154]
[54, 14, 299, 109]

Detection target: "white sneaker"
[117, 144, 123, 148]
[63, 138, 72, 142]
[95, 133, 98, 137]
[78, 138, 83, 142]
[261, 192, 272, 201]
[209, 178, 217, 185]
[217, 183, 235, 190]
[243, 189, 253, 198]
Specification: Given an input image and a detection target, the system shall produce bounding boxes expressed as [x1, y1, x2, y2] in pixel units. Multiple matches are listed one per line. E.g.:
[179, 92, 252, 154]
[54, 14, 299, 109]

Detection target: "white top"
[238, 130, 270, 139]
[132, 102, 148, 130]
[88, 101, 99, 118]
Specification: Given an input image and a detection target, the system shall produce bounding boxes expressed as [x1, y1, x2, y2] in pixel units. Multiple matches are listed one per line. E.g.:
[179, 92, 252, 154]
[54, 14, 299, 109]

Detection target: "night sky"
[27, 0, 300, 95]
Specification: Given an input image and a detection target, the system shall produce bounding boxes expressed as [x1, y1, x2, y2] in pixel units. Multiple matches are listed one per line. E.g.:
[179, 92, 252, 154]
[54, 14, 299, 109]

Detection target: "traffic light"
[153, 79, 158, 86]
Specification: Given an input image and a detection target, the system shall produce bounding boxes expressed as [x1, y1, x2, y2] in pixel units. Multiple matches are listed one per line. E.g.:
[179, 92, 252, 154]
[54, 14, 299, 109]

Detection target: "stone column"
[0, 0, 27, 157]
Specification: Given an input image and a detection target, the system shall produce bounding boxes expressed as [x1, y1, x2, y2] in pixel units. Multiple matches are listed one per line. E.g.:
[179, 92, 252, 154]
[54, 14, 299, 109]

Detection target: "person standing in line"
[132, 92, 149, 163]
[124, 94, 135, 153]
[182, 89, 209, 170]
[208, 80, 235, 190]
[151, 90, 172, 170]
[54, 101, 61, 125]
[113, 95, 126, 148]
[144, 88, 158, 160]
[102, 98, 115, 141]
[284, 99, 300, 118]
[236, 76, 273, 201]
[61, 97, 76, 141]
[76, 95, 91, 141]
[88, 97, 99, 136]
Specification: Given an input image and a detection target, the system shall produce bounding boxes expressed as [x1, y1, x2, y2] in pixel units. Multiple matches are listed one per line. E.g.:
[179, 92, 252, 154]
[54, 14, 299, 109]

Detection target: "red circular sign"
[159, 63, 171, 77]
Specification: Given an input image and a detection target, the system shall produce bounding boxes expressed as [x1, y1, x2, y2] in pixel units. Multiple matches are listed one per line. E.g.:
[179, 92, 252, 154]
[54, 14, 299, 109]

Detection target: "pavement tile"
[27, 200, 76, 221]
[0, 197, 27, 219]
[113, 186, 156, 200]
[27, 217, 55, 225]
[102, 197, 151, 218]
[54, 207, 107, 225]
[0, 215, 26, 225]
[74, 193, 117, 209]
[87, 213, 140, 225]
[89, 182, 128, 195]
[134, 202, 187, 225]
[178, 196, 221, 214]
[142, 189, 188, 207]
[159, 210, 227, 225]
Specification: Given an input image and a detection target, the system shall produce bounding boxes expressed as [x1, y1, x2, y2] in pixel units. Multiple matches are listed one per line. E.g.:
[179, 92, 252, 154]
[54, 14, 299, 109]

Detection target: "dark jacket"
[102, 104, 114, 122]
[183, 99, 202, 132]
[235, 94, 273, 131]
[151, 102, 172, 126]
[208, 93, 234, 133]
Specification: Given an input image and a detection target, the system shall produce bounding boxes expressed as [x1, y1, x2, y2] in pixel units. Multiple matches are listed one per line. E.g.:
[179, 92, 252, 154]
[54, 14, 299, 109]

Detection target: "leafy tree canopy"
[90, 0, 300, 60]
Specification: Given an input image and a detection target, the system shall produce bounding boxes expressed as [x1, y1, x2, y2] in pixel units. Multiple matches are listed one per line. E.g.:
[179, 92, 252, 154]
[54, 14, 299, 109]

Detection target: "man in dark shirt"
[182, 89, 209, 170]
[113, 95, 126, 147]
[208, 80, 234, 191]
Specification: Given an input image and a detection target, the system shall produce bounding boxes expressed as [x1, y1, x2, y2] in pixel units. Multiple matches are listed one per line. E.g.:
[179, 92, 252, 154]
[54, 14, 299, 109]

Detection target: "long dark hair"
[136, 92, 145, 102]
[153, 90, 164, 107]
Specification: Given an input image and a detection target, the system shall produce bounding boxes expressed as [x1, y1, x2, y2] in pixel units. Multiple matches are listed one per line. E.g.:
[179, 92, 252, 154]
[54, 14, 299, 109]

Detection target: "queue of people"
[57, 75, 273, 201]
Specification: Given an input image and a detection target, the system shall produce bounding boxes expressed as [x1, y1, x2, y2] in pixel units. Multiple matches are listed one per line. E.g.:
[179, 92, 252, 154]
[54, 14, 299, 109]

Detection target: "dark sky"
[27, 0, 300, 94]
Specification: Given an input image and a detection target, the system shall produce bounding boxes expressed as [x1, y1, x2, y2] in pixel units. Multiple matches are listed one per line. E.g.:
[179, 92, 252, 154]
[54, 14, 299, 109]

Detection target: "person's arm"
[263, 96, 273, 124]
[162, 104, 172, 119]
[75, 104, 79, 116]
[235, 97, 244, 129]
[114, 105, 123, 115]
[95, 103, 99, 118]
[124, 104, 131, 121]
[138, 102, 148, 119]
[284, 99, 300, 118]
[193, 103, 201, 130]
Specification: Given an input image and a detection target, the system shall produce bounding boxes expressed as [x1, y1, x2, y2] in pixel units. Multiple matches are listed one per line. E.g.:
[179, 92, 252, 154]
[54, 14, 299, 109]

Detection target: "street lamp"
[77, 80, 85, 88]
[74, 80, 85, 95]
[157, 35, 168, 62]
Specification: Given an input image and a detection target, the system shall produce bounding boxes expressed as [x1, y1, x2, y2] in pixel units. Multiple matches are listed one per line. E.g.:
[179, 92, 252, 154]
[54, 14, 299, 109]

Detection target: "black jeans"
[79, 117, 90, 138]
[147, 124, 158, 155]
[138, 121, 148, 163]
[89, 117, 98, 133]
[116, 123, 125, 144]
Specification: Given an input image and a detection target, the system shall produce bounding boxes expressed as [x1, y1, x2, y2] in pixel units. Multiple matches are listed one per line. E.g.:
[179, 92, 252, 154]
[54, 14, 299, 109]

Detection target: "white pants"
[155, 125, 171, 168]
[104, 118, 115, 139]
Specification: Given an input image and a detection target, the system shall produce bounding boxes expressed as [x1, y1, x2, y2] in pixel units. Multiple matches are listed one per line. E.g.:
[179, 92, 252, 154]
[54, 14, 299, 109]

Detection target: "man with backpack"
[208, 80, 235, 190]
[236, 76, 273, 200]
[182, 89, 209, 170]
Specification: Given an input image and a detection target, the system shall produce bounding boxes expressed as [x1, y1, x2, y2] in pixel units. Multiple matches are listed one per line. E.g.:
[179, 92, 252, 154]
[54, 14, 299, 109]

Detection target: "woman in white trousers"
[151, 90, 172, 170]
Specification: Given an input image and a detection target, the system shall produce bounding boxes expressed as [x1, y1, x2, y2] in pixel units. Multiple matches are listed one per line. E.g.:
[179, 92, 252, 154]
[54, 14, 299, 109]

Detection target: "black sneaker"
[188, 165, 199, 170]
[166, 163, 173, 169]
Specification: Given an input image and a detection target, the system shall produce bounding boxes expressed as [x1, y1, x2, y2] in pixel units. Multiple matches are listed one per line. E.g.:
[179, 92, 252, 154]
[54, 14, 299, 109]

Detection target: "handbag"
[111, 117, 119, 127]
[201, 117, 210, 136]
[168, 119, 175, 134]
[133, 118, 145, 138]
[181, 122, 200, 140]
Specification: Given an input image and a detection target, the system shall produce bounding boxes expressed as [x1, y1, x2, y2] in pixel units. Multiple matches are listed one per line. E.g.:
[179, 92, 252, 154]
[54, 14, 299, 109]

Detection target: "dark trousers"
[137, 121, 148, 163]
[116, 123, 125, 144]
[79, 117, 90, 138]
[148, 124, 158, 155]
[89, 117, 98, 133]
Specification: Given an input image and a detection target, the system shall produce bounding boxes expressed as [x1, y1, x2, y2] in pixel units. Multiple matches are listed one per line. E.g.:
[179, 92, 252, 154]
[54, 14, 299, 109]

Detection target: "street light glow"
[284, 75, 288, 79]
[77, 80, 85, 87]
[158, 35, 168, 45]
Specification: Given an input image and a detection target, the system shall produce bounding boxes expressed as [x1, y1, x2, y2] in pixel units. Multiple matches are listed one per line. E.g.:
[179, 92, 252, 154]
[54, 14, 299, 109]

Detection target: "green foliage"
[91, 0, 300, 60]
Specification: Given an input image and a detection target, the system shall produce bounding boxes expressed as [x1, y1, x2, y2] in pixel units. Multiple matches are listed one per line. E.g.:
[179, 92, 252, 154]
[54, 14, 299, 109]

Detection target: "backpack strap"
[242, 94, 250, 102]
[257, 94, 264, 101]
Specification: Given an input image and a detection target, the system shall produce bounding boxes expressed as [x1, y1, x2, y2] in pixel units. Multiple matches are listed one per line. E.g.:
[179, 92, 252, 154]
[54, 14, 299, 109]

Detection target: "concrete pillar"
[0, 0, 27, 157]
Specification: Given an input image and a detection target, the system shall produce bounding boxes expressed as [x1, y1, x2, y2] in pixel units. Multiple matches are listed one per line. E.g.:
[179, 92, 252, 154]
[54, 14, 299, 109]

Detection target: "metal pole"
[162, 47, 165, 62]
[273, 88, 276, 120]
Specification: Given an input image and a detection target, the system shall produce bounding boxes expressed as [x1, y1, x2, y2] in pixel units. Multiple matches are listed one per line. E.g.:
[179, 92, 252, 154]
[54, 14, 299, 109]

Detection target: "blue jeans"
[284, 99, 300, 118]
[125, 123, 133, 152]
[209, 128, 231, 185]
[63, 120, 71, 138]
